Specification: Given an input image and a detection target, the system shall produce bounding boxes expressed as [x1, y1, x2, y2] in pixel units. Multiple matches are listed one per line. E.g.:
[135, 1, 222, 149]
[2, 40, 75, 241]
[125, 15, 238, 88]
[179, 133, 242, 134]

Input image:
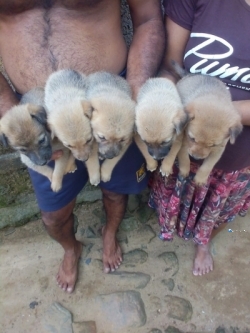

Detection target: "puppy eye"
[39, 137, 46, 144]
[98, 135, 106, 141]
[67, 144, 72, 148]
[161, 140, 171, 146]
[119, 138, 126, 142]
[188, 135, 195, 142]
[86, 138, 92, 143]
[20, 148, 27, 153]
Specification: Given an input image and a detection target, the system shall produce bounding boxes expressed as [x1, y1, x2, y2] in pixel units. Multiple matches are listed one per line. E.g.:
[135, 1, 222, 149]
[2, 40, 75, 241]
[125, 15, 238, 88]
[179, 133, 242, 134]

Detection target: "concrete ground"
[1, 199, 250, 333]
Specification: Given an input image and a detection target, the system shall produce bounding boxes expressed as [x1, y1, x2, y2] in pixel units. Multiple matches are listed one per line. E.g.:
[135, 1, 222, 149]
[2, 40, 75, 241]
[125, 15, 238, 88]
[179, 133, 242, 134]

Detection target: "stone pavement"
[1, 195, 250, 333]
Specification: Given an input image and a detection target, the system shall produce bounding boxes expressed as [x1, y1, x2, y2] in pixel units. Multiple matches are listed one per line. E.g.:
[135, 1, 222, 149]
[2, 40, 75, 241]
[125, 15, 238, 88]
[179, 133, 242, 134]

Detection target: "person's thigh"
[28, 159, 88, 212]
[100, 141, 149, 194]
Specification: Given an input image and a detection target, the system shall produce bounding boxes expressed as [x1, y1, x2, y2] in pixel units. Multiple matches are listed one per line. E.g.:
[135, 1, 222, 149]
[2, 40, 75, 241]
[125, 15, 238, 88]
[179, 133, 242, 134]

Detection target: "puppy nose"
[153, 155, 163, 161]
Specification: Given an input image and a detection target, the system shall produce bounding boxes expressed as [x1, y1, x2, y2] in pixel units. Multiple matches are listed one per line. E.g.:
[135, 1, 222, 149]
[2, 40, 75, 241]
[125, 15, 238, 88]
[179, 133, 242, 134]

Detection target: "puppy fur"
[86, 71, 136, 182]
[44, 69, 100, 186]
[135, 78, 189, 177]
[176, 74, 243, 185]
[0, 87, 76, 192]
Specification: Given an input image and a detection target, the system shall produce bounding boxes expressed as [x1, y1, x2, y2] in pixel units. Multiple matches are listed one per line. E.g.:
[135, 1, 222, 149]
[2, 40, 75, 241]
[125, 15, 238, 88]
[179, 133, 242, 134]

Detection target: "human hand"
[50, 150, 63, 160]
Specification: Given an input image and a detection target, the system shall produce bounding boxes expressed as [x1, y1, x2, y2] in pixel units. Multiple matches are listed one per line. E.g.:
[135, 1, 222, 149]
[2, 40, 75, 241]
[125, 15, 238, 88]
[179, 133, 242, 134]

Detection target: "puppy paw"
[179, 167, 190, 178]
[194, 173, 208, 186]
[146, 160, 158, 172]
[101, 167, 112, 182]
[160, 165, 172, 177]
[89, 174, 100, 186]
[51, 179, 63, 192]
[66, 162, 77, 174]
[101, 172, 112, 183]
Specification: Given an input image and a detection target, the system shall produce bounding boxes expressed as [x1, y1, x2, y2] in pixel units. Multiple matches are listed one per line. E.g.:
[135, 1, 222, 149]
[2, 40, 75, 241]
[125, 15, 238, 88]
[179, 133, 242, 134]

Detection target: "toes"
[103, 257, 122, 273]
[67, 286, 74, 293]
[103, 265, 111, 274]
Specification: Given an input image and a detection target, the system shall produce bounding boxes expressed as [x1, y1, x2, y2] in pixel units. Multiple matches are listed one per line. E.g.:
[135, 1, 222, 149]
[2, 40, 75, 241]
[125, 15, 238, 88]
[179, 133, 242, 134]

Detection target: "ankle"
[64, 241, 82, 256]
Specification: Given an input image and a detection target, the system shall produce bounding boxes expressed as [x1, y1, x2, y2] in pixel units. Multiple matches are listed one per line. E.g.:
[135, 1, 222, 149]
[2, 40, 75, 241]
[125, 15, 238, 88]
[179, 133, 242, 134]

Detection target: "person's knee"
[41, 200, 75, 227]
[101, 188, 128, 204]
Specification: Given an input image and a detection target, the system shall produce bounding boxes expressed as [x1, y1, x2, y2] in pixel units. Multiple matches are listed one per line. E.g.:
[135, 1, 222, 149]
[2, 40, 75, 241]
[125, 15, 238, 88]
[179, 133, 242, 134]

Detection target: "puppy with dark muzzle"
[0, 88, 76, 192]
[86, 71, 136, 182]
[135, 78, 189, 177]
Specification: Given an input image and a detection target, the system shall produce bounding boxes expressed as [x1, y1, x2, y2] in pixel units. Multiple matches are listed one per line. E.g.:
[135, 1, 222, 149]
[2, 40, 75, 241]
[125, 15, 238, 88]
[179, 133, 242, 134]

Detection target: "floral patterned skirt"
[149, 162, 250, 245]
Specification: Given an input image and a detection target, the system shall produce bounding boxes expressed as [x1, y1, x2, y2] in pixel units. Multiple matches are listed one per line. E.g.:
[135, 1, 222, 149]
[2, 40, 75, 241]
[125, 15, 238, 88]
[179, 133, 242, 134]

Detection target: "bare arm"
[159, 17, 190, 82]
[161, 19, 250, 127]
[0, 72, 18, 117]
[233, 100, 250, 126]
[0, 72, 19, 117]
[126, 0, 165, 99]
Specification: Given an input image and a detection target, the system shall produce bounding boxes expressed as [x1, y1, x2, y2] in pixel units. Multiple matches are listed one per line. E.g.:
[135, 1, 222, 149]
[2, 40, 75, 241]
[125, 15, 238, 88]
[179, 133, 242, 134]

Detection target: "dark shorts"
[29, 142, 148, 211]
[25, 69, 149, 212]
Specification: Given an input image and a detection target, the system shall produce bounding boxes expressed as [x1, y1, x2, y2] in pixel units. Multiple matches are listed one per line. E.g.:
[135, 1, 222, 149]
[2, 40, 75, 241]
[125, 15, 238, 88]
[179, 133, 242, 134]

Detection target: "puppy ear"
[47, 121, 55, 139]
[0, 132, 9, 147]
[173, 111, 189, 135]
[184, 102, 196, 120]
[0, 123, 9, 147]
[229, 121, 243, 144]
[81, 100, 92, 119]
[27, 104, 47, 125]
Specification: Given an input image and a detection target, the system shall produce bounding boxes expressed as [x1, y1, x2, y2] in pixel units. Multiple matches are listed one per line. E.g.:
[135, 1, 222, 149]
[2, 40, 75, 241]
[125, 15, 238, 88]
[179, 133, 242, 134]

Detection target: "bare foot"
[102, 226, 122, 273]
[193, 243, 213, 276]
[56, 241, 83, 293]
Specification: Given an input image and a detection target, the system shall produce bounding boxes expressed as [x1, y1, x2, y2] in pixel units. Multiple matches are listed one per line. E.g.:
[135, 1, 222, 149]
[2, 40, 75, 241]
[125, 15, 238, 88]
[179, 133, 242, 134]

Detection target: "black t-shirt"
[164, 0, 250, 171]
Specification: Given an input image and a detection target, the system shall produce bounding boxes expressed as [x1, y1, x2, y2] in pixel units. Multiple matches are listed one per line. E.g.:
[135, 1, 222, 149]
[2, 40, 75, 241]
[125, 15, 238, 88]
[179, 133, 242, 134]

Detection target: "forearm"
[233, 100, 250, 126]
[0, 73, 18, 117]
[158, 68, 177, 83]
[126, 18, 165, 99]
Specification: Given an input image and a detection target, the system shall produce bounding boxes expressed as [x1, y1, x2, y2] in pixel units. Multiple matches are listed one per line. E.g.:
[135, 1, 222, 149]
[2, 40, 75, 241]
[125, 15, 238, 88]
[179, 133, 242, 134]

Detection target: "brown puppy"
[45, 69, 100, 186]
[86, 71, 136, 182]
[176, 74, 243, 185]
[135, 78, 189, 177]
[0, 88, 76, 192]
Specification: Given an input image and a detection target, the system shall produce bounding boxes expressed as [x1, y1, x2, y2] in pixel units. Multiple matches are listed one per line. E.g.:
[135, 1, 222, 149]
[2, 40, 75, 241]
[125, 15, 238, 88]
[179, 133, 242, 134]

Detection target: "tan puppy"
[0, 88, 76, 192]
[135, 78, 189, 177]
[86, 71, 136, 182]
[176, 74, 243, 185]
[45, 69, 100, 186]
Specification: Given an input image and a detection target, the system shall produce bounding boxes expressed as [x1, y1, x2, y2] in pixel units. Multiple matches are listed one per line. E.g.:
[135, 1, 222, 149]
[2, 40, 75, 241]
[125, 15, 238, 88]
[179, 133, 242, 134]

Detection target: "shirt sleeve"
[163, 0, 197, 31]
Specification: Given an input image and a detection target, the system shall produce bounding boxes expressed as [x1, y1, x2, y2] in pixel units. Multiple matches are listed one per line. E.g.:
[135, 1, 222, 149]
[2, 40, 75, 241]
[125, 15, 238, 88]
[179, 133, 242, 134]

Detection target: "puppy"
[176, 73, 243, 185]
[0, 87, 76, 192]
[135, 78, 189, 177]
[44, 69, 100, 186]
[86, 71, 136, 182]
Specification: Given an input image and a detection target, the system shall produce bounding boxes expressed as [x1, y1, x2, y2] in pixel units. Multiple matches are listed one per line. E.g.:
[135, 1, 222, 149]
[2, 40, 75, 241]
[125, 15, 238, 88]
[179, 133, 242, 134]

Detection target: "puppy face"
[48, 100, 93, 161]
[185, 99, 242, 160]
[136, 105, 188, 160]
[0, 104, 52, 165]
[90, 96, 135, 159]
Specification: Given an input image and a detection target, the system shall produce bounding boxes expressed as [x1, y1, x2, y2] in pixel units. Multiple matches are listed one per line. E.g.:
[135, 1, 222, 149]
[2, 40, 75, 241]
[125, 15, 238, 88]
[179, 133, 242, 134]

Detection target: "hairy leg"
[42, 199, 82, 293]
[193, 223, 227, 276]
[101, 188, 128, 273]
